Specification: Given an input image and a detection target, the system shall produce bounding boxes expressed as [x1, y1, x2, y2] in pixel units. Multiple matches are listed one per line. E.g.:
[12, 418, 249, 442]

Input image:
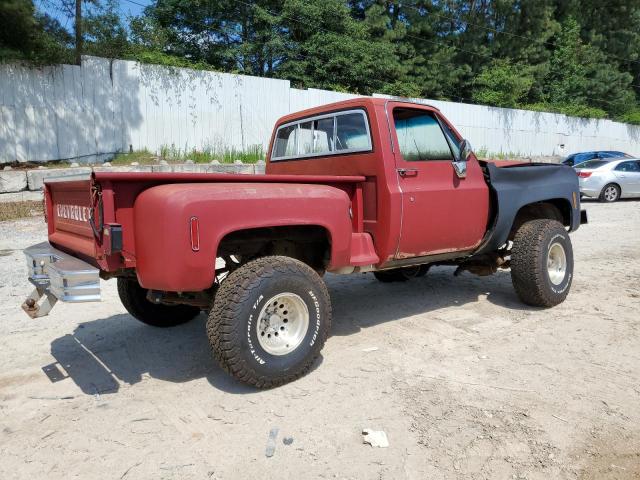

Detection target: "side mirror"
[452, 139, 472, 179]
[459, 139, 473, 162]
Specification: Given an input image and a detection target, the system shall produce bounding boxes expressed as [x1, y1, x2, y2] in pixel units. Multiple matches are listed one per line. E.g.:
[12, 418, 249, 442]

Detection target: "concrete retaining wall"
[1, 56, 639, 164]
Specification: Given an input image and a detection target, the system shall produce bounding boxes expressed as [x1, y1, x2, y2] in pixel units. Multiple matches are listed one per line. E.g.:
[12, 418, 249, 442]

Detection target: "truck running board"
[22, 242, 101, 318]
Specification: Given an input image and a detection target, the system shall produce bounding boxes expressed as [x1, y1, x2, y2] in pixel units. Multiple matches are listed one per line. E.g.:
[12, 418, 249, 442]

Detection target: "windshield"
[577, 160, 609, 169]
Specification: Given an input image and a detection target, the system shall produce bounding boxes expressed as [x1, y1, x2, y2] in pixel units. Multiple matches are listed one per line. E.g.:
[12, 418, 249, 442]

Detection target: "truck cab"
[267, 98, 490, 267]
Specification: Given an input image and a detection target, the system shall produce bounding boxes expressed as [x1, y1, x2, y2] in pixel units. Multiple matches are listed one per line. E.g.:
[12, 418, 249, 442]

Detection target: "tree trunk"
[75, 0, 82, 66]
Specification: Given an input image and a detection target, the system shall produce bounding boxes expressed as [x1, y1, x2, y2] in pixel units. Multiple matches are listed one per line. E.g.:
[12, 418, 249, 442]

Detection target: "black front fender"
[474, 162, 581, 255]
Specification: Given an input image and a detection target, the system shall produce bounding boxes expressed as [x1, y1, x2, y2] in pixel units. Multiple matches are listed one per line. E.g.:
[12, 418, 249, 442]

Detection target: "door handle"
[397, 168, 418, 177]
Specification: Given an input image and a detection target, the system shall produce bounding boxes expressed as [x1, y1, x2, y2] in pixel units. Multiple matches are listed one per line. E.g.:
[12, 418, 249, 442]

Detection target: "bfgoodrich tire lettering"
[207, 256, 331, 388]
[510, 219, 574, 307]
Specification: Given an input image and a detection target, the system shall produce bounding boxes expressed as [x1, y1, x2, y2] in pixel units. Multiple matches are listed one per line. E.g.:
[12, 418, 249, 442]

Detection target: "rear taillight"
[102, 223, 123, 255]
[578, 171, 592, 178]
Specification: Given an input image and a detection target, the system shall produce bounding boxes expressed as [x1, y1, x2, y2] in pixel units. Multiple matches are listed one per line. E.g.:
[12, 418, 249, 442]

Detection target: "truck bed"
[45, 171, 367, 279]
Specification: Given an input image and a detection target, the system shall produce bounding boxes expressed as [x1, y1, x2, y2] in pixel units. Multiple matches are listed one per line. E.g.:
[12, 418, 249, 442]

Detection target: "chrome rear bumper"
[22, 242, 101, 318]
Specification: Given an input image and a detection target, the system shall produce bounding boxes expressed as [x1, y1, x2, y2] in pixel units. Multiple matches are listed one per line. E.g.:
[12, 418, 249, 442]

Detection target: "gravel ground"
[0, 200, 639, 480]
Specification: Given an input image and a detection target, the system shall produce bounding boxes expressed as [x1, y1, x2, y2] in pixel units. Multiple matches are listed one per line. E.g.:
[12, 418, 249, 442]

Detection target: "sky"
[36, 0, 153, 33]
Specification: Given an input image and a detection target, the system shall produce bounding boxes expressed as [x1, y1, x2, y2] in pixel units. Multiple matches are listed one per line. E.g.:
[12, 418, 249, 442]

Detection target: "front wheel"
[207, 256, 331, 388]
[510, 219, 574, 307]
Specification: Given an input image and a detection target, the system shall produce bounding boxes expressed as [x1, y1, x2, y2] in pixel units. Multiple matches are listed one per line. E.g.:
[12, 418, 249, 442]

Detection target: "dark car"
[562, 151, 632, 167]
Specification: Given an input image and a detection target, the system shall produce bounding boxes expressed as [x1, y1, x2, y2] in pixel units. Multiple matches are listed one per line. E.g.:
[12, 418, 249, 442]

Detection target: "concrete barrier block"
[200, 163, 255, 174]
[0, 190, 43, 203]
[0, 170, 28, 193]
[26, 168, 92, 191]
[131, 165, 154, 172]
[95, 166, 137, 173]
[172, 163, 199, 173]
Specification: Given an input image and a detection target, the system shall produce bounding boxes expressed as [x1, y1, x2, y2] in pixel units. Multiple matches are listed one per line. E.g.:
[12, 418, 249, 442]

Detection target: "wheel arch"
[216, 224, 332, 272]
[508, 199, 571, 240]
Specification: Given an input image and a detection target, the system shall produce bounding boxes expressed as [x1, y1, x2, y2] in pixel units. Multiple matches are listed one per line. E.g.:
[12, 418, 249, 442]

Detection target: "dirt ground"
[0, 200, 639, 480]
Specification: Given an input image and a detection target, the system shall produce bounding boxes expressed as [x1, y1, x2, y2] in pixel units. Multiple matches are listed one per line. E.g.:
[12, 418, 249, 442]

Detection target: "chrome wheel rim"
[604, 185, 618, 201]
[547, 242, 567, 286]
[257, 293, 309, 356]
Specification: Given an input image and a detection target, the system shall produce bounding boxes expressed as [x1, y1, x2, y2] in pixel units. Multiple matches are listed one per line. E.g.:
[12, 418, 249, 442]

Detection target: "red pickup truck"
[23, 98, 586, 388]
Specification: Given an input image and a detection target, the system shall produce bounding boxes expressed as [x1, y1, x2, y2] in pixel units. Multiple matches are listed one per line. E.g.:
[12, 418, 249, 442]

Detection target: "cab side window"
[393, 109, 453, 161]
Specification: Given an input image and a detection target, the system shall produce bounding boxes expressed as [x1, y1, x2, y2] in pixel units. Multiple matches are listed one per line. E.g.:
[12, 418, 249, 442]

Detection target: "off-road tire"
[510, 219, 574, 307]
[207, 256, 331, 388]
[599, 183, 620, 203]
[373, 265, 429, 282]
[117, 278, 200, 327]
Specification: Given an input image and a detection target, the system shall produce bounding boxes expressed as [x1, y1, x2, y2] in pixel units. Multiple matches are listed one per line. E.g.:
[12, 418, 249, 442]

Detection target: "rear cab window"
[271, 109, 372, 161]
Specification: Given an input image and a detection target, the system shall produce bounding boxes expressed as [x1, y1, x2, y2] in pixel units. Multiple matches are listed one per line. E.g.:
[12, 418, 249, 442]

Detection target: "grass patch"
[110, 150, 158, 166]
[475, 148, 524, 160]
[0, 201, 43, 222]
[161, 144, 264, 164]
[111, 144, 264, 165]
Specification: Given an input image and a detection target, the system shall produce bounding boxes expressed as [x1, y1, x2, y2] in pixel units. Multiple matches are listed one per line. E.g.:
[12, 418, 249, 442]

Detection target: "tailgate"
[46, 176, 98, 260]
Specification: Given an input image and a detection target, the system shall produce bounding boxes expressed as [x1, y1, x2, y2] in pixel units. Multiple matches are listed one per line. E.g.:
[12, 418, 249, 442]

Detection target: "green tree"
[83, 0, 129, 59]
[142, 0, 287, 75]
[472, 60, 535, 108]
[0, 0, 72, 64]
[276, 0, 407, 94]
[544, 17, 635, 115]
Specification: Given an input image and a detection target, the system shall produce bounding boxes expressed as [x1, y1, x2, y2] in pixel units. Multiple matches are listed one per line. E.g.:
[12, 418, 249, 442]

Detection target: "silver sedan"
[577, 158, 640, 202]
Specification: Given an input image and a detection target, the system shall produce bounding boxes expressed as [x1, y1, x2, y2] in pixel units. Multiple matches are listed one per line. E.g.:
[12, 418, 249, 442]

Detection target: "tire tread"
[511, 219, 572, 308]
[207, 256, 331, 389]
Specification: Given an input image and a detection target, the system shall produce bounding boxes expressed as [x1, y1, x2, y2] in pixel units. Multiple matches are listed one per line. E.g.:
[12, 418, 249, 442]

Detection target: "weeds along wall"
[1, 56, 639, 163]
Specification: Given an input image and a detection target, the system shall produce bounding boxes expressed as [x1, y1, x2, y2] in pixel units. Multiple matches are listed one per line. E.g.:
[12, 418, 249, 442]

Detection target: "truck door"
[389, 104, 489, 258]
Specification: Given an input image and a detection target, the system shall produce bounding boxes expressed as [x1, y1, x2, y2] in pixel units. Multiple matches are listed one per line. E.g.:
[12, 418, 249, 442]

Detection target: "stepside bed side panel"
[133, 183, 353, 292]
[475, 163, 581, 255]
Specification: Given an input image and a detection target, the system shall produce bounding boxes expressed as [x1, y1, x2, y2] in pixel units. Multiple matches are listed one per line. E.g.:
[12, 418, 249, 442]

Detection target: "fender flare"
[474, 162, 580, 255]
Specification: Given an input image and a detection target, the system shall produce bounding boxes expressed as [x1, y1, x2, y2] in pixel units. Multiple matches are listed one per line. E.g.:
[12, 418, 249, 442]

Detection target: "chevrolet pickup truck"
[22, 98, 587, 388]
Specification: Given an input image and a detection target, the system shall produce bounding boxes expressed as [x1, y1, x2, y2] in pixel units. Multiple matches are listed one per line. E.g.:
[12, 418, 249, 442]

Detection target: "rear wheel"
[207, 256, 331, 388]
[510, 219, 574, 307]
[599, 183, 620, 203]
[117, 278, 200, 327]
